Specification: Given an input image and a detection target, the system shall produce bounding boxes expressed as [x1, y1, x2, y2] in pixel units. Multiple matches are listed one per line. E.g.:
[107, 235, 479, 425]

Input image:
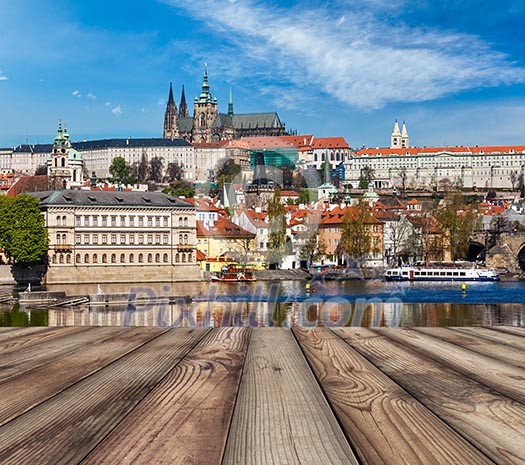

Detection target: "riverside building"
[32, 190, 201, 284]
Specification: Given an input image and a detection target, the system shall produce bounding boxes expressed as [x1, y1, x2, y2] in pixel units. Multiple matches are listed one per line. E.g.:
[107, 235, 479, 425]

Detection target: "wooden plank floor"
[0, 326, 523, 465]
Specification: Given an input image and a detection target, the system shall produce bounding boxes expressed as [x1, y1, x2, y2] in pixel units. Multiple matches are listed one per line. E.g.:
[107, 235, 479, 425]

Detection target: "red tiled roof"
[196, 249, 207, 260]
[7, 175, 49, 197]
[311, 137, 350, 150]
[356, 145, 525, 157]
[319, 205, 382, 226]
[197, 217, 255, 239]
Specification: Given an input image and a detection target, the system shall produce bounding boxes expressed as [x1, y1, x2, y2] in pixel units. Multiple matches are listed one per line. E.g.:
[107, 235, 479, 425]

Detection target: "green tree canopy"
[109, 156, 134, 185]
[148, 157, 164, 183]
[132, 151, 149, 183]
[267, 189, 287, 268]
[336, 203, 372, 264]
[0, 195, 49, 267]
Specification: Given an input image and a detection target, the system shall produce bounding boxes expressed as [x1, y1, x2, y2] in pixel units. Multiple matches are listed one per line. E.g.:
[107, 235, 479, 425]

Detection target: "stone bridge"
[469, 232, 525, 272]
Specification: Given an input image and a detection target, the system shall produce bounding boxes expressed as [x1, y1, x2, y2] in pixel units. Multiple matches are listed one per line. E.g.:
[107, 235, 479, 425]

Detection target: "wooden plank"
[0, 326, 90, 356]
[0, 327, 167, 426]
[487, 326, 525, 338]
[452, 327, 525, 351]
[0, 327, 121, 382]
[0, 326, 51, 340]
[222, 329, 358, 465]
[414, 327, 525, 369]
[293, 327, 494, 465]
[375, 328, 525, 404]
[80, 327, 250, 465]
[0, 328, 208, 465]
[336, 327, 525, 465]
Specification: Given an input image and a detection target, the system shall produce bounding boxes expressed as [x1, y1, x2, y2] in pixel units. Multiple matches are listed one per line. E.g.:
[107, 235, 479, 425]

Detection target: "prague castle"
[163, 65, 287, 143]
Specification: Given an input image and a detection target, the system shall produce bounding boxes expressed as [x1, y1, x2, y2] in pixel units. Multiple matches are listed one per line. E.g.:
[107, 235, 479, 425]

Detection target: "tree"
[510, 170, 518, 190]
[165, 162, 184, 183]
[162, 183, 195, 198]
[384, 216, 412, 266]
[435, 193, 478, 261]
[215, 158, 241, 186]
[148, 157, 164, 183]
[336, 203, 372, 265]
[358, 166, 375, 189]
[34, 165, 47, 176]
[109, 156, 133, 185]
[0, 195, 49, 268]
[132, 150, 149, 183]
[298, 211, 326, 267]
[267, 189, 287, 268]
[397, 166, 407, 196]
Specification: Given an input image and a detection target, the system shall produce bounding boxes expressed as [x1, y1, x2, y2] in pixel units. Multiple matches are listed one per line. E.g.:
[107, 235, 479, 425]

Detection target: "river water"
[1, 280, 524, 328]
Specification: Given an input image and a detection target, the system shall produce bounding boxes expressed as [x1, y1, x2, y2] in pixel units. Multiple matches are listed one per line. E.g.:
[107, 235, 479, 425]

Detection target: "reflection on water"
[1, 300, 523, 328]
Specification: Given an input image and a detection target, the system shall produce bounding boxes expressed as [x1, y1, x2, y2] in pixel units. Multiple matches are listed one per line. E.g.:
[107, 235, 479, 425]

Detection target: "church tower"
[192, 64, 218, 143]
[47, 122, 84, 189]
[390, 119, 402, 148]
[163, 82, 179, 139]
[401, 120, 409, 148]
[179, 85, 188, 118]
[228, 87, 234, 117]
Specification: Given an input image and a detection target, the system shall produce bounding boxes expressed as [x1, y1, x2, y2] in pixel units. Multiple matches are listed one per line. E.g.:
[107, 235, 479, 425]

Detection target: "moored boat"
[211, 264, 256, 282]
[384, 264, 500, 282]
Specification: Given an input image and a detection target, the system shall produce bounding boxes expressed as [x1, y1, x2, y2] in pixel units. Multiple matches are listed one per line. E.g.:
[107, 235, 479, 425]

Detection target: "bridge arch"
[467, 241, 485, 262]
[518, 244, 525, 272]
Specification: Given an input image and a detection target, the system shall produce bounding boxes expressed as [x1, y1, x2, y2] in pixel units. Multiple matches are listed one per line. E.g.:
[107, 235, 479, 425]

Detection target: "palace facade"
[32, 190, 201, 284]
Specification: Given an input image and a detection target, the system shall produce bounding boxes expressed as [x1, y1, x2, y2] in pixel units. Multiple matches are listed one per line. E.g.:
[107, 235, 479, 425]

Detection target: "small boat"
[384, 264, 500, 282]
[211, 264, 256, 282]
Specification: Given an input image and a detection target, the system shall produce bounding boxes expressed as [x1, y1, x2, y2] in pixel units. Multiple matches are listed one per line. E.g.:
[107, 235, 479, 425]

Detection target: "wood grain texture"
[414, 327, 525, 369]
[293, 327, 494, 465]
[0, 326, 51, 339]
[486, 326, 525, 338]
[223, 328, 358, 465]
[335, 327, 525, 465]
[80, 327, 250, 465]
[0, 327, 166, 426]
[375, 328, 525, 404]
[452, 327, 525, 351]
[0, 326, 89, 356]
[0, 327, 120, 382]
[0, 328, 208, 465]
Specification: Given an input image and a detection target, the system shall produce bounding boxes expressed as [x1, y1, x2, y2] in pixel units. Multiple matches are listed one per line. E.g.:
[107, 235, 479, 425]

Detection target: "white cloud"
[105, 101, 111, 107]
[0, 70, 7, 81]
[163, 0, 525, 110]
[87, 93, 97, 100]
[72, 89, 81, 97]
[157, 98, 165, 106]
[112, 105, 122, 115]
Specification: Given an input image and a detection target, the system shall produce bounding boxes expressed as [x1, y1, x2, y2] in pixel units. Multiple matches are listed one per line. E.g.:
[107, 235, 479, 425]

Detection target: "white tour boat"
[384, 264, 500, 282]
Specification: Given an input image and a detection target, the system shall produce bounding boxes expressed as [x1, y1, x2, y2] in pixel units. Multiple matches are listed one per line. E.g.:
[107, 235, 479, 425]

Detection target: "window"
[163, 253, 168, 263]
[179, 217, 183, 227]
[120, 253, 125, 263]
[155, 216, 160, 227]
[138, 216, 144, 227]
[184, 217, 188, 227]
[129, 253, 134, 263]
[120, 234, 126, 244]
[155, 234, 160, 244]
[93, 254, 98, 263]
[84, 234, 89, 244]
[147, 234, 153, 244]
[84, 254, 89, 264]
[75, 216, 81, 227]
[59, 254, 64, 264]
[182, 253, 186, 262]
[93, 234, 98, 244]
[62, 215, 66, 225]
[52, 255, 57, 264]
[179, 233, 183, 244]
[102, 254, 107, 263]
[84, 215, 90, 226]
[147, 217, 153, 227]
[138, 253, 143, 263]
[147, 253, 152, 263]
[56, 215, 62, 226]
[163, 234, 168, 244]
[138, 234, 144, 244]
[76, 254, 80, 263]
[155, 253, 160, 263]
[163, 216, 169, 227]
[66, 255, 71, 264]
[93, 216, 98, 226]
[129, 215, 135, 226]
[175, 253, 180, 263]
[111, 254, 116, 263]
[62, 234, 67, 244]
[129, 234, 135, 244]
[75, 234, 81, 245]
[120, 216, 126, 227]
[111, 234, 117, 244]
[102, 216, 108, 226]
[111, 216, 117, 227]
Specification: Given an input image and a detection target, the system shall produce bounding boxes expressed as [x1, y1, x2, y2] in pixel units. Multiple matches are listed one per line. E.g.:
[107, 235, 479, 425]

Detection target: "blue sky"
[1, 0, 525, 148]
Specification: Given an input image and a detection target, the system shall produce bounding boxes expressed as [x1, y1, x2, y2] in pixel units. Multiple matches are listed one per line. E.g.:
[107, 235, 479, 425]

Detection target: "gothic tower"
[179, 85, 188, 118]
[163, 82, 179, 139]
[390, 119, 402, 148]
[401, 120, 409, 148]
[192, 64, 218, 143]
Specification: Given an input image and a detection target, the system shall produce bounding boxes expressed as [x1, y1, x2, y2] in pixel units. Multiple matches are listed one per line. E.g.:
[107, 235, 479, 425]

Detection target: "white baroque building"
[346, 145, 525, 190]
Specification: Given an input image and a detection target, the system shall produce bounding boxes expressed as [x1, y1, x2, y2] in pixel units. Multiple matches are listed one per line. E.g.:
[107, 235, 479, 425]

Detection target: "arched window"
[175, 253, 180, 263]
[147, 253, 152, 263]
[62, 215, 66, 225]
[184, 217, 188, 227]
[184, 234, 188, 244]
[102, 254, 107, 263]
[182, 253, 186, 263]
[138, 253, 143, 263]
[179, 233, 183, 244]
[129, 253, 134, 263]
[54, 158, 58, 167]
[199, 113, 206, 127]
[56, 234, 61, 245]
[179, 217, 183, 227]
[120, 253, 125, 263]
[111, 254, 116, 263]
[59, 254, 64, 264]
[188, 253, 192, 262]
[62, 234, 67, 244]
[56, 215, 61, 226]
[155, 253, 160, 263]
[75, 254, 80, 263]
[163, 253, 168, 263]
[66, 255, 71, 264]
[93, 254, 98, 263]
[314, 153, 318, 162]
[52, 254, 57, 264]
[84, 254, 89, 263]
[61, 157, 65, 167]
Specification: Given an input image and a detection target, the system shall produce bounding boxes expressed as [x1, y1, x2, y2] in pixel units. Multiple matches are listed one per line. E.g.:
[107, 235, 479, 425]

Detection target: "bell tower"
[192, 64, 218, 142]
[163, 82, 179, 139]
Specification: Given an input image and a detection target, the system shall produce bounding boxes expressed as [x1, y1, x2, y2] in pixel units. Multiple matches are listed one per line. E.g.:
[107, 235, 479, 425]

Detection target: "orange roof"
[280, 190, 299, 197]
[196, 249, 207, 261]
[197, 217, 255, 239]
[244, 210, 268, 228]
[319, 205, 382, 226]
[311, 137, 350, 150]
[356, 145, 525, 157]
[236, 135, 314, 150]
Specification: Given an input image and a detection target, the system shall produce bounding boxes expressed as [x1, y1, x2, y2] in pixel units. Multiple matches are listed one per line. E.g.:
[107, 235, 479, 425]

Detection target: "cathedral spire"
[198, 63, 212, 103]
[168, 82, 175, 105]
[163, 82, 178, 139]
[391, 118, 402, 148]
[179, 85, 188, 118]
[401, 120, 409, 148]
[228, 87, 234, 117]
